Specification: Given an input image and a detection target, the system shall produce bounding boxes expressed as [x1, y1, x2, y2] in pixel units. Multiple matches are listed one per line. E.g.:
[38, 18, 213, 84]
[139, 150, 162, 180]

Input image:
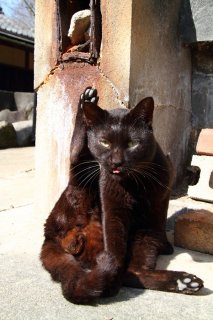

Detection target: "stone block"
[196, 128, 213, 156]
[0, 121, 17, 148]
[174, 210, 213, 254]
[13, 120, 33, 147]
[68, 9, 91, 45]
[0, 109, 26, 123]
[188, 155, 213, 202]
[14, 92, 34, 119]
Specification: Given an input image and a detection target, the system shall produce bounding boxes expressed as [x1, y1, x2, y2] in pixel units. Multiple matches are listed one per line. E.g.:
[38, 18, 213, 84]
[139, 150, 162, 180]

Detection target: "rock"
[13, 120, 33, 147]
[0, 109, 26, 123]
[0, 121, 17, 148]
[14, 92, 34, 120]
[84, 26, 91, 42]
[68, 9, 91, 45]
[174, 209, 213, 254]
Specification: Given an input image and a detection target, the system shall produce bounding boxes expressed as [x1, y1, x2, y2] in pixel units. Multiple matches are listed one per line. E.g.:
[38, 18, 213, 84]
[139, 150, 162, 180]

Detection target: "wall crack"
[97, 63, 128, 108]
[35, 65, 60, 91]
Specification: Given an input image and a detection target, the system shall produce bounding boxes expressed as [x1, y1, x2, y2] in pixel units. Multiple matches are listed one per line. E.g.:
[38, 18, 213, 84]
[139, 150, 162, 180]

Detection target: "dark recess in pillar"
[56, 0, 102, 65]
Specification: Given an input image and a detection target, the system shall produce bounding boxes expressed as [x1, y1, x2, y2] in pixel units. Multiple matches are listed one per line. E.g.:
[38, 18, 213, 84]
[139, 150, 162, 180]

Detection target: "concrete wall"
[100, 0, 132, 106]
[34, 1, 58, 90]
[129, 0, 192, 178]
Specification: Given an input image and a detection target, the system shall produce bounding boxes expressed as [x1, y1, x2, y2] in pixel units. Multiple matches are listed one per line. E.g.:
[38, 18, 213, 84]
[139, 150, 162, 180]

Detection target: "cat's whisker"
[78, 167, 99, 185]
[130, 169, 156, 192]
[81, 171, 100, 191]
[134, 163, 169, 182]
[130, 167, 170, 191]
[136, 167, 165, 180]
[87, 170, 100, 195]
[72, 164, 100, 179]
[141, 170, 170, 191]
[128, 168, 147, 194]
[134, 169, 160, 193]
[79, 168, 100, 190]
[70, 160, 99, 173]
[136, 162, 169, 173]
[126, 168, 140, 187]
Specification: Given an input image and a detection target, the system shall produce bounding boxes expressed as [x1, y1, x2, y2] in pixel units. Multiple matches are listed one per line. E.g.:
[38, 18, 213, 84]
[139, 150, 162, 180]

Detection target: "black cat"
[40, 87, 203, 304]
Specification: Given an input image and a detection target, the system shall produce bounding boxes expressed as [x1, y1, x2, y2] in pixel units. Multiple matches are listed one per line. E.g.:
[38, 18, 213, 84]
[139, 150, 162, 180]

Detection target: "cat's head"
[82, 97, 156, 177]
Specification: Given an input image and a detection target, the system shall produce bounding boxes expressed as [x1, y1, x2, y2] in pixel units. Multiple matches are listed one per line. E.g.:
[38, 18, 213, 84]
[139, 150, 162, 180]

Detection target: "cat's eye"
[99, 139, 111, 148]
[128, 140, 139, 149]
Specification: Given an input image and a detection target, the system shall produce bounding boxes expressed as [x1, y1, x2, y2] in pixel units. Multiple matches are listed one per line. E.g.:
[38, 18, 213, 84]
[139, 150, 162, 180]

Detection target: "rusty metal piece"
[90, 0, 102, 60]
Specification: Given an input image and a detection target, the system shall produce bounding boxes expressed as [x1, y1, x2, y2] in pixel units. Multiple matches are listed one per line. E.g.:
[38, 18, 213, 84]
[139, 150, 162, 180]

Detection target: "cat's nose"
[112, 161, 123, 168]
[111, 149, 123, 168]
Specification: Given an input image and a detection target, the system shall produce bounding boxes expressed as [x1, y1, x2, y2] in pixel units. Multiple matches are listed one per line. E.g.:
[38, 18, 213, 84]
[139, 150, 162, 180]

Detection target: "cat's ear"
[130, 97, 154, 126]
[83, 102, 105, 126]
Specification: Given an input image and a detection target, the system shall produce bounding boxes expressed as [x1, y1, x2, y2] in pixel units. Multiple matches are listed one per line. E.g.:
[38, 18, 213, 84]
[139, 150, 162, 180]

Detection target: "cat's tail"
[41, 242, 119, 304]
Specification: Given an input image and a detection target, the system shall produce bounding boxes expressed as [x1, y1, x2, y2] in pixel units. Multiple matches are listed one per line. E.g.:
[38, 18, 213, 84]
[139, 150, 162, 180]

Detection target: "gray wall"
[129, 0, 192, 180]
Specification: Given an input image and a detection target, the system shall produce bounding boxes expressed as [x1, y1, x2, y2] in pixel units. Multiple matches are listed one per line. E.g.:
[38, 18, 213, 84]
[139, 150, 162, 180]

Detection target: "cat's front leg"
[100, 174, 133, 263]
[70, 87, 99, 165]
[98, 173, 134, 294]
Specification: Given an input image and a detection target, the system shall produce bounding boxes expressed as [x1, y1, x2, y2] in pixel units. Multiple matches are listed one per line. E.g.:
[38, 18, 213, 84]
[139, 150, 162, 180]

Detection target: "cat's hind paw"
[176, 273, 203, 294]
[80, 87, 99, 106]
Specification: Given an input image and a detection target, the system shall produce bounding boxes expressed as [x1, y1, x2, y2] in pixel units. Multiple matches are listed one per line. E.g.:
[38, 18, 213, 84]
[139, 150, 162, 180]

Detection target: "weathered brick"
[174, 210, 213, 254]
[196, 128, 213, 156]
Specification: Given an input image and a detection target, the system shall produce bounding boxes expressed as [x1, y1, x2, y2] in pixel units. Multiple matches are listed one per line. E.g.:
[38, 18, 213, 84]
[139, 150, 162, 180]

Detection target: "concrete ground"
[0, 147, 213, 320]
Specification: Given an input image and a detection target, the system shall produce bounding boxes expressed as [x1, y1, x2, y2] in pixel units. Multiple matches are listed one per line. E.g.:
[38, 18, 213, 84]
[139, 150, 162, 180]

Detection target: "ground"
[0, 147, 212, 320]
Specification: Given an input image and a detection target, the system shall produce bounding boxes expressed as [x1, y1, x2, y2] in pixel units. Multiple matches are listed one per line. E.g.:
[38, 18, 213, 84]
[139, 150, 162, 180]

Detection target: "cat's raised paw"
[80, 87, 99, 105]
[176, 273, 203, 294]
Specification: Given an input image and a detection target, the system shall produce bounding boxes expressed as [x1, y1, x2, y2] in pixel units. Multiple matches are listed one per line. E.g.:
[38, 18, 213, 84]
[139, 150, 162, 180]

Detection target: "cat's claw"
[80, 87, 99, 106]
[176, 273, 203, 294]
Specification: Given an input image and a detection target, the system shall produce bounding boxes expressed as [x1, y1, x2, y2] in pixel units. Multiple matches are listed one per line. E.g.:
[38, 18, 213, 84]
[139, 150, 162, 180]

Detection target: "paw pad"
[80, 87, 99, 106]
[176, 274, 203, 294]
